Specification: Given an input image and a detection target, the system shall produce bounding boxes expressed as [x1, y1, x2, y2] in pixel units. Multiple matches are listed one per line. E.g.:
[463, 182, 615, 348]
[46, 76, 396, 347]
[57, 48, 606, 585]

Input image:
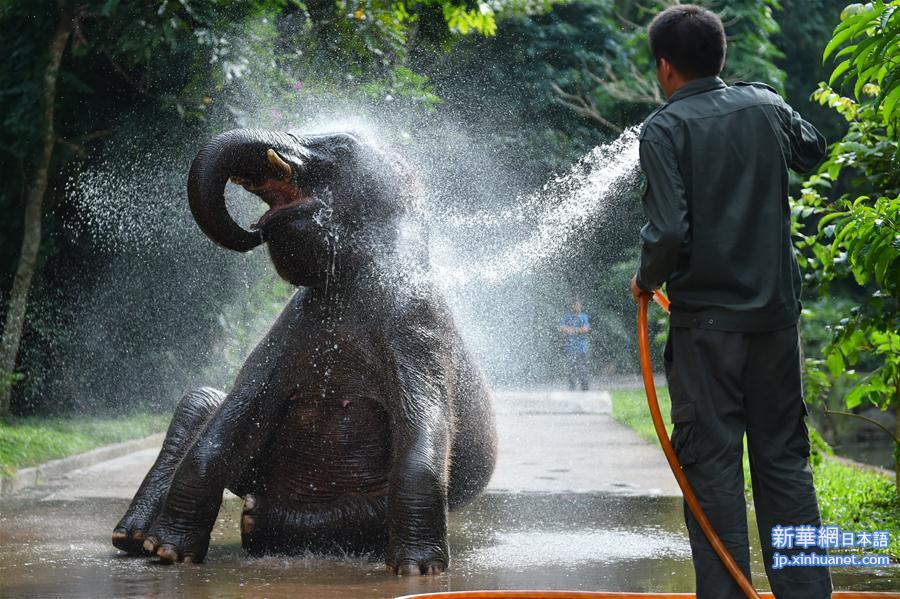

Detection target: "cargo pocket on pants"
[670, 400, 698, 467]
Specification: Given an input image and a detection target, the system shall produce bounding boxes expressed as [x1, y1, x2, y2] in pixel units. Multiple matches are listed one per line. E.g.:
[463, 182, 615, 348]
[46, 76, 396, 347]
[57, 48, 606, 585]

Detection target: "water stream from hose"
[428, 126, 641, 289]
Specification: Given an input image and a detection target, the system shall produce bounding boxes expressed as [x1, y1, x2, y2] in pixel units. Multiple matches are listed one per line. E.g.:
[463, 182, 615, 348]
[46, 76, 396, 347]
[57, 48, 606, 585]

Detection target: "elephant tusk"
[266, 149, 292, 180]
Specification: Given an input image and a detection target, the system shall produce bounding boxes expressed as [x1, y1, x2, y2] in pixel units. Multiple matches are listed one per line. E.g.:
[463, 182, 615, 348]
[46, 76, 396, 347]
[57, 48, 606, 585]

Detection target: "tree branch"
[550, 83, 623, 133]
[824, 406, 900, 443]
[590, 61, 663, 106]
[105, 55, 151, 96]
[55, 129, 113, 157]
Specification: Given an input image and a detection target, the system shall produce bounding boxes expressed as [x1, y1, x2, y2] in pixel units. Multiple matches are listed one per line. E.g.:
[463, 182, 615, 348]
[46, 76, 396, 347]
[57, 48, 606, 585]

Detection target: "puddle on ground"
[0, 492, 894, 598]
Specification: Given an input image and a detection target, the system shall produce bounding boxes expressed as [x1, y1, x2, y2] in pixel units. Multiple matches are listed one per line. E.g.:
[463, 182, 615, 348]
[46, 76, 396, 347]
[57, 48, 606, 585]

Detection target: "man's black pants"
[665, 325, 832, 599]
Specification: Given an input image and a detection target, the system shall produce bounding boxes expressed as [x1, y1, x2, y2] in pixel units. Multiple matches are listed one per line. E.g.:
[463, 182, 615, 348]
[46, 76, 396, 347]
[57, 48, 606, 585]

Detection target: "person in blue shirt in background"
[560, 300, 591, 391]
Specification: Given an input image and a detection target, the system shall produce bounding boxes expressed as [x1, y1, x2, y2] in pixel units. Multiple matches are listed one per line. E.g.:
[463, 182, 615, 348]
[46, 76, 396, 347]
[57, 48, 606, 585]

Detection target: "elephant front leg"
[142, 388, 282, 564]
[113, 387, 225, 555]
[385, 423, 451, 576]
[383, 319, 454, 576]
[140, 439, 227, 563]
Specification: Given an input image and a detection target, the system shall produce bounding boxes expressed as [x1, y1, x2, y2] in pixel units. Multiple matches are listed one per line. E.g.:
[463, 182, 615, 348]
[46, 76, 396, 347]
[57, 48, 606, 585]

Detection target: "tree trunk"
[0, 1, 72, 415]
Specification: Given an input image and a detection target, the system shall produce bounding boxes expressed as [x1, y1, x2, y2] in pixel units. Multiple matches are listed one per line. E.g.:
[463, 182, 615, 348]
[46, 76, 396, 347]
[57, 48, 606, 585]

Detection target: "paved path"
[489, 390, 679, 496]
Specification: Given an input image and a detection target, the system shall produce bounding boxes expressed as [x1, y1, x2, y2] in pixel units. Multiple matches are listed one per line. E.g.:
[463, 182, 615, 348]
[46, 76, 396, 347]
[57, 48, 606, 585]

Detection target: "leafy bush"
[791, 0, 899, 482]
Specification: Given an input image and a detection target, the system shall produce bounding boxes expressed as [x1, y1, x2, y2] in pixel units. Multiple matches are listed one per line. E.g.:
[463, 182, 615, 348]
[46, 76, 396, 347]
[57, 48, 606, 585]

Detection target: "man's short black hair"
[648, 4, 726, 78]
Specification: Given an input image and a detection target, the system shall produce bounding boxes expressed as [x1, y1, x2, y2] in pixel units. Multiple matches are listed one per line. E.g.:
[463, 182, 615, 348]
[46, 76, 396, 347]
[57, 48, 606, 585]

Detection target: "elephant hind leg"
[447, 371, 497, 511]
[112, 387, 225, 554]
[241, 493, 388, 556]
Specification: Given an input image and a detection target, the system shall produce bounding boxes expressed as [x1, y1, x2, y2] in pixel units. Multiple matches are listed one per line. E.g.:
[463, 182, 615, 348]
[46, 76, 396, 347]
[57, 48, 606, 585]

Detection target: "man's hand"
[630, 276, 651, 303]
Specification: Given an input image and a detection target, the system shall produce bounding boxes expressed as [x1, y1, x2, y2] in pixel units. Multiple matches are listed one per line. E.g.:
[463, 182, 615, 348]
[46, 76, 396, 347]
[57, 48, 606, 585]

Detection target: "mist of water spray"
[52, 118, 643, 404]
[33, 39, 648, 410]
[428, 126, 640, 289]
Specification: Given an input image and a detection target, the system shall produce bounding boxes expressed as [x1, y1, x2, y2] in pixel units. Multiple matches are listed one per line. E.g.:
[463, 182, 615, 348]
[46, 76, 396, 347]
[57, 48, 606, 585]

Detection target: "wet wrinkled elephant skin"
[113, 129, 497, 575]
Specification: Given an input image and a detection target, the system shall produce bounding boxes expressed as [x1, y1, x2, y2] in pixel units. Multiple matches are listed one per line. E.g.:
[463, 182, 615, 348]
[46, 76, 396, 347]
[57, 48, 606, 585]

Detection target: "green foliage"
[582, 0, 787, 113]
[443, 2, 497, 35]
[773, 0, 848, 141]
[447, 0, 789, 146]
[202, 270, 295, 387]
[792, 2, 899, 457]
[823, 1, 900, 126]
[433, 0, 636, 175]
[809, 425, 835, 467]
[0, 412, 169, 477]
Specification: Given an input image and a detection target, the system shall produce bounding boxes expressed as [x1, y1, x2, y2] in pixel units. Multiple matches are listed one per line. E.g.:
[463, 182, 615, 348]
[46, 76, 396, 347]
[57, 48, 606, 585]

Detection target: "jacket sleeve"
[780, 103, 827, 173]
[635, 135, 690, 292]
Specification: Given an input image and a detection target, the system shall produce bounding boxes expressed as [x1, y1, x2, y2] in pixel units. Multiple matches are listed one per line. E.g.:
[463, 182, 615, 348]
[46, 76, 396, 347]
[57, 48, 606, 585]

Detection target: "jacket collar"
[668, 76, 727, 103]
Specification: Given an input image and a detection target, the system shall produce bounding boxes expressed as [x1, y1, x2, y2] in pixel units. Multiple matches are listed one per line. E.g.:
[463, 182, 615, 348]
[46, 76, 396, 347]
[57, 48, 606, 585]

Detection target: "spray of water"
[428, 127, 640, 288]
[54, 117, 642, 403]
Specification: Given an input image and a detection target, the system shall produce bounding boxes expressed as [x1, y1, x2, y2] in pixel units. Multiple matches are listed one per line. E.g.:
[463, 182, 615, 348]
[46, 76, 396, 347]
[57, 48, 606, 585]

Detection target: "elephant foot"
[142, 513, 213, 564]
[388, 559, 446, 576]
[112, 502, 159, 555]
[112, 526, 148, 555]
[112, 527, 147, 555]
[113, 387, 226, 558]
[386, 544, 448, 576]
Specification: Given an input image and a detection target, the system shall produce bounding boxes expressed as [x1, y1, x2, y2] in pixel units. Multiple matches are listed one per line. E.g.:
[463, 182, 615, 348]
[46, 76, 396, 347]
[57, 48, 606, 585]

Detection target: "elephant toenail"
[157, 544, 178, 563]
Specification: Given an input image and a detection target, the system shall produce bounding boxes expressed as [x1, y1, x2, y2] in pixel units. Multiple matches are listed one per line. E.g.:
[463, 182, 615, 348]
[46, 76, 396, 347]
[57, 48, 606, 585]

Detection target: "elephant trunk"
[187, 128, 299, 252]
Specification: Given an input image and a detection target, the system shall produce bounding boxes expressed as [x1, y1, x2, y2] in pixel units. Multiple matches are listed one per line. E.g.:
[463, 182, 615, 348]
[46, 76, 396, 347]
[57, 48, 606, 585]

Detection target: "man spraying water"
[629, 5, 831, 599]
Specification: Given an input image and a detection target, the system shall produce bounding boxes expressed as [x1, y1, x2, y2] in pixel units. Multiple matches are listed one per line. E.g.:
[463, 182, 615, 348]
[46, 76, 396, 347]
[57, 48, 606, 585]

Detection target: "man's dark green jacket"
[636, 76, 826, 332]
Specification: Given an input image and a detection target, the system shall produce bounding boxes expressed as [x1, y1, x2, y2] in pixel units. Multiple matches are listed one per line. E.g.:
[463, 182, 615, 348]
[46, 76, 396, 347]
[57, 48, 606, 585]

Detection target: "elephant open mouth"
[229, 150, 319, 230]
[188, 129, 332, 252]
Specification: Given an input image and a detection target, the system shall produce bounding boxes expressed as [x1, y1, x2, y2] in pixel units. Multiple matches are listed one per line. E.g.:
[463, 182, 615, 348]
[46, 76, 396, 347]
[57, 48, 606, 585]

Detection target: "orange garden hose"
[396, 291, 900, 599]
[637, 291, 758, 599]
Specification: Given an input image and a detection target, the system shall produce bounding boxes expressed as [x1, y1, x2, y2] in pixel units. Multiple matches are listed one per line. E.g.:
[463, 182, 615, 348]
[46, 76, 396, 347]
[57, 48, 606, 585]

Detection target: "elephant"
[111, 128, 497, 575]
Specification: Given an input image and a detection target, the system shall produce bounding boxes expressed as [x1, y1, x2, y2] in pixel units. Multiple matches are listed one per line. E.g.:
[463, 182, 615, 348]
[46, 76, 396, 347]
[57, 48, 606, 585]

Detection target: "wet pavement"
[1, 391, 895, 598]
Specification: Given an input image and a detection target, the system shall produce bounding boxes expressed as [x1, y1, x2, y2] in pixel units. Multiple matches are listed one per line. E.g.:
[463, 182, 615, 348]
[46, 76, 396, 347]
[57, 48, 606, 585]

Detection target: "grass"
[814, 459, 900, 558]
[610, 387, 672, 442]
[610, 387, 899, 560]
[0, 413, 169, 477]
